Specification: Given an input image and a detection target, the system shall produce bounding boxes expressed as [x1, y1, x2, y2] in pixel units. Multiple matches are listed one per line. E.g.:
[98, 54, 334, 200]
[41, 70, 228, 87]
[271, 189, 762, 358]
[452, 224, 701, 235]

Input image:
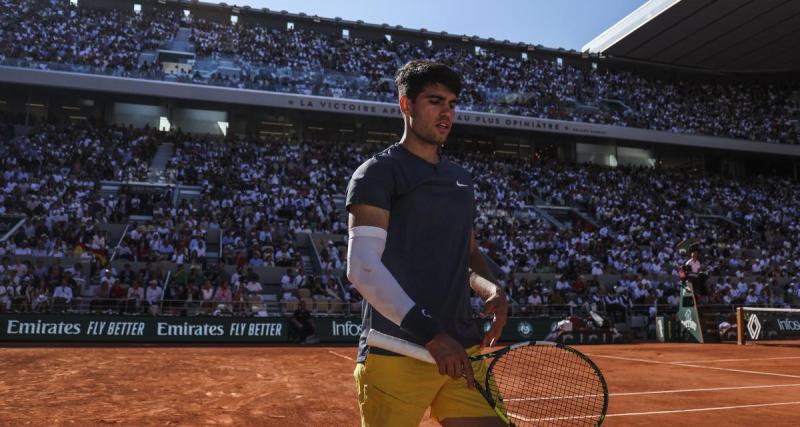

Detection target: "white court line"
[671, 362, 800, 379]
[508, 401, 800, 422]
[606, 401, 800, 418]
[327, 350, 354, 361]
[504, 383, 800, 402]
[670, 356, 800, 364]
[586, 354, 655, 364]
[587, 354, 800, 379]
[506, 394, 599, 402]
[610, 382, 800, 397]
[507, 411, 595, 423]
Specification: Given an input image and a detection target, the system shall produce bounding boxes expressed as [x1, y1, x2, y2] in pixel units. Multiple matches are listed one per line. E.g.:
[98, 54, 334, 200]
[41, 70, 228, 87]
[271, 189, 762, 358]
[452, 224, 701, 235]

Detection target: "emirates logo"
[747, 314, 762, 340]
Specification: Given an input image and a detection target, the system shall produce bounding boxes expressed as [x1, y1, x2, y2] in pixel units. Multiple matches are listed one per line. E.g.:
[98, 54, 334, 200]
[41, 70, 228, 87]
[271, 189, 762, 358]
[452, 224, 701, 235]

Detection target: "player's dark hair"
[394, 60, 462, 102]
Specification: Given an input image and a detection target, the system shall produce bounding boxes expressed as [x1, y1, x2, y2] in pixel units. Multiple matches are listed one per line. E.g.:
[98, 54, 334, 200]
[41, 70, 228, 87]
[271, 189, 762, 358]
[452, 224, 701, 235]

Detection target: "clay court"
[1, 341, 798, 426]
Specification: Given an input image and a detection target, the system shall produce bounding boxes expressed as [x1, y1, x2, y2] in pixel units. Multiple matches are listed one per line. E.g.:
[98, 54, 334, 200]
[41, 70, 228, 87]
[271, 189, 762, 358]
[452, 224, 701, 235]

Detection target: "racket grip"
[366, 330, 437, 364]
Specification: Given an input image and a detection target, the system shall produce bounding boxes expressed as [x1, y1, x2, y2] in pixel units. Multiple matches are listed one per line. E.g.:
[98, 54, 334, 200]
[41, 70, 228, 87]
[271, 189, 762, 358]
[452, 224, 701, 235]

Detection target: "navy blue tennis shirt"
[345, 143, 482, 362]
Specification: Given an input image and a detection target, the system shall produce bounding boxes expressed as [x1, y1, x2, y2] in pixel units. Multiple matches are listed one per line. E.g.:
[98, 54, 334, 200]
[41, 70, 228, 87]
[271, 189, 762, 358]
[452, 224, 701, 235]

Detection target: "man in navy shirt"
[347, 60, 508, 427]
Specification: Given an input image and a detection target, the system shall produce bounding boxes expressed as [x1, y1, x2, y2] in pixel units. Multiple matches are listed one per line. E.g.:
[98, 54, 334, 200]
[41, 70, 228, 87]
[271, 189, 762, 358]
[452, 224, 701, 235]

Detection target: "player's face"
[405, 83, 457, 146]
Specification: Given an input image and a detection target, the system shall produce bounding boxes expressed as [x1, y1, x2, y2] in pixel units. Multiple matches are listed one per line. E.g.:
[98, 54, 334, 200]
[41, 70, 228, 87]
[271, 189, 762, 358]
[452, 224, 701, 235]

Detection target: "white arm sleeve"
[346, 226, 415, 326]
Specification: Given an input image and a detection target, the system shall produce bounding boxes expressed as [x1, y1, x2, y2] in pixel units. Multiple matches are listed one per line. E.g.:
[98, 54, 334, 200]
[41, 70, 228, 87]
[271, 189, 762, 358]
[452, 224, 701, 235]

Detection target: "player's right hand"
[425, 332, 474, 389]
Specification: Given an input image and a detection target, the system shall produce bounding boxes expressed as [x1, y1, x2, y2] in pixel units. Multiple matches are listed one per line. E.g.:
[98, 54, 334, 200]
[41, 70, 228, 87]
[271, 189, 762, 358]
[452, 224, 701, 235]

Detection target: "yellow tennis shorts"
[354, 345, 497, 427]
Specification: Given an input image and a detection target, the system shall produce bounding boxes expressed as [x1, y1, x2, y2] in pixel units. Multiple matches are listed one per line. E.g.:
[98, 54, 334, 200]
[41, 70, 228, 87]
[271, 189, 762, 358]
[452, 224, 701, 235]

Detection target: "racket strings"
[486, 345, 606, 426]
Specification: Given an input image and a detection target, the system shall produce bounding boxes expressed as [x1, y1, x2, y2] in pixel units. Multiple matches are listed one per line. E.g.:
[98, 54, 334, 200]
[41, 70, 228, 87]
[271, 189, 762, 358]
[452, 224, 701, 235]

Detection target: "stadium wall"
[3, 66, 798, 157]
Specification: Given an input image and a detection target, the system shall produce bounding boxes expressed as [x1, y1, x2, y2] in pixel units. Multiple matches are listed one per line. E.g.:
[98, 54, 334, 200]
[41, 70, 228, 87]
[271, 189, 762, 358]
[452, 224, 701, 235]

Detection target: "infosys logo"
[777, 318, 800, 331]
[332, 321, 361, 337]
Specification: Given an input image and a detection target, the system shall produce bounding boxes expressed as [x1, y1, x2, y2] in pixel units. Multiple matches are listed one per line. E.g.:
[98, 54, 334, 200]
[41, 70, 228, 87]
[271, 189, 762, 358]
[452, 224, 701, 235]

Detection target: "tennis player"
[346, 60, 509, 427]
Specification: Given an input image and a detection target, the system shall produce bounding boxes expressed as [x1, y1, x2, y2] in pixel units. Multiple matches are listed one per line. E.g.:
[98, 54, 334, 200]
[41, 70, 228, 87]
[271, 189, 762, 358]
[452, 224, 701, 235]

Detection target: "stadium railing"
[3, 296, 363, 317]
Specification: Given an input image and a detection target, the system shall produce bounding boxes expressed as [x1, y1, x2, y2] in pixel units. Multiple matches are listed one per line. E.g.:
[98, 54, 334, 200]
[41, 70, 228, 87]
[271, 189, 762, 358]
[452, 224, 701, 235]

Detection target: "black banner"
[0, 315, 287, 343]
[314, 317, 362, 342]
[0, 315, 567, 344]
[743, 309, 800, 342]
[314, 317, 557, 343]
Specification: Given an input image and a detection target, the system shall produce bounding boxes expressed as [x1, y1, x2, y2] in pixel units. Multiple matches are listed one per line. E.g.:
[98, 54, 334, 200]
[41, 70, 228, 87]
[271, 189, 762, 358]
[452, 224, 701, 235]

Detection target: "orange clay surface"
[1, 341, 799, 426]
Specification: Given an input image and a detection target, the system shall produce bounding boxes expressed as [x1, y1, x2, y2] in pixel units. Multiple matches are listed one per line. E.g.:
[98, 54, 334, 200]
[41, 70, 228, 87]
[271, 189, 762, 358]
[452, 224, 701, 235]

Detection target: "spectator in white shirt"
[281, 269, 299, 302]
[244, 280, 263, 295]
[201, 280, 215, 301]
[126, 281, 145, 313]
[145, 280, 163, 305]
[52, 282, 73, 312]
[527, 291, 543, 306]
[281, 269, 294, 289]
[293, 271, 305, 288]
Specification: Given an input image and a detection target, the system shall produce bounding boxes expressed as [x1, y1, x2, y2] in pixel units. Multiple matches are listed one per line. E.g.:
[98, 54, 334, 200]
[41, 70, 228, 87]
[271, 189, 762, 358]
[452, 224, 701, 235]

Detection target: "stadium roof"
[582, 0, 800, 73]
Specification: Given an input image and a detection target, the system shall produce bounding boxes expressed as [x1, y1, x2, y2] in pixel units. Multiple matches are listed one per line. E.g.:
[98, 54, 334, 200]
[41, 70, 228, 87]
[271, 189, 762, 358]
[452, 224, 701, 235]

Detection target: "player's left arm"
[468, 229, 508, 347]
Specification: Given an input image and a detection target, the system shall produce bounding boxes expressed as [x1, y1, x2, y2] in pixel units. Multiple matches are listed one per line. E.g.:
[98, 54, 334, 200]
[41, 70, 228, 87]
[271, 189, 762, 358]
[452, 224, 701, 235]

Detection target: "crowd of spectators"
[2, 2, 798, 143]
[0, 0, 178, 73]
[0, 119, 363, 315]
[0, 256, 87, 313]
[0, 115, 798, 319]
[0, 121, 161, 261]
[456, 150, 800, 315]
[178, 17, 800, 144]
[163, 134, 353, 271]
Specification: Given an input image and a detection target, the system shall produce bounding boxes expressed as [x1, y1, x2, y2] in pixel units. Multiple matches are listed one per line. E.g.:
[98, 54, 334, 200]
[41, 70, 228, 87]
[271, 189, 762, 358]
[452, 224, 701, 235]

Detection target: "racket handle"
[366, 330, 437, 364]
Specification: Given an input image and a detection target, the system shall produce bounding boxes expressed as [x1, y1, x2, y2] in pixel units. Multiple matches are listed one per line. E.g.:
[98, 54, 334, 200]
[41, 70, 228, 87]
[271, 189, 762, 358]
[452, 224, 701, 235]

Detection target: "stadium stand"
[0, 118, 798, 323]
[1, 0, 798, 143]
[0, 2, 798, 345]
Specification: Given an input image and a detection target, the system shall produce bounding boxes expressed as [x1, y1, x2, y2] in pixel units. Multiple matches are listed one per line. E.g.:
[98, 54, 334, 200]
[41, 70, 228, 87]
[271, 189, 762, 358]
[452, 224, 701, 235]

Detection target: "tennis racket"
[366, 330, 608, 426]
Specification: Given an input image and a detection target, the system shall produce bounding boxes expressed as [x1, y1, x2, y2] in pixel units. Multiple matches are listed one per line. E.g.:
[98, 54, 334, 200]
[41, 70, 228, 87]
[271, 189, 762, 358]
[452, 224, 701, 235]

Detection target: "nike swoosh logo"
[456, 181, 470, 188]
